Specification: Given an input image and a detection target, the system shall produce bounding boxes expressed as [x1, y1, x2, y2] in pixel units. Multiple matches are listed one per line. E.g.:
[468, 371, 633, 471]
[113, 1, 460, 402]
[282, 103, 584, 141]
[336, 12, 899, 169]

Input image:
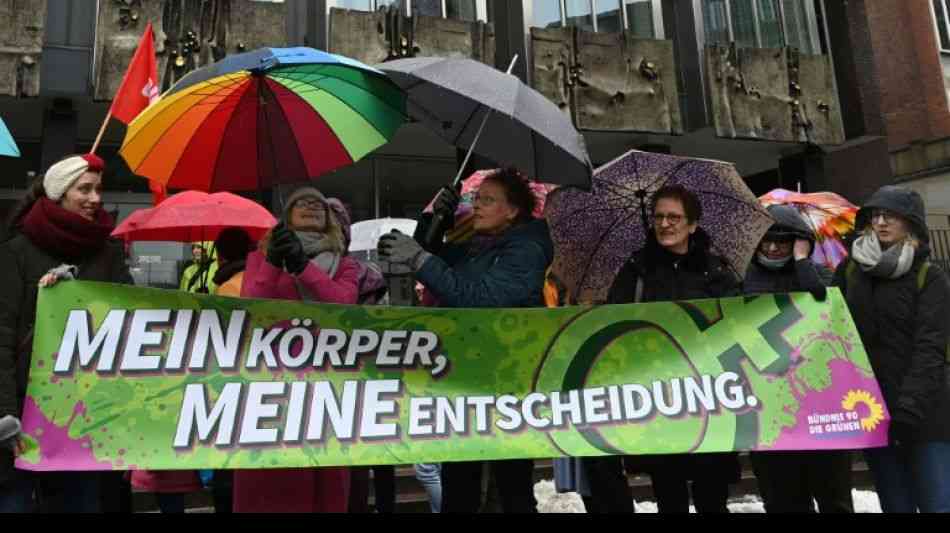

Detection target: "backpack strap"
[917, 261, 931, 292]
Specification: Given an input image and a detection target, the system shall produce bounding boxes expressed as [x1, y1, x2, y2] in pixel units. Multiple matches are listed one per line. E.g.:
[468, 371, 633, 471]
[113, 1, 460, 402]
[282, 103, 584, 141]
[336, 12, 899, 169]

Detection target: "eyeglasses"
[653, 213, 685, 226]
[472, 194, 500, 207]
[870, 209, 899, 224]
[293, 199, 325, 211]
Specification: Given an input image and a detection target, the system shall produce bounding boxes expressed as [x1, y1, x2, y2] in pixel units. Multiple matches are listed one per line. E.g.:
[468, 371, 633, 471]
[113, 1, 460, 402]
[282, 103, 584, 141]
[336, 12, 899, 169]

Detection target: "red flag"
[109, 22, 160, 124]
[109, 23, 164, 204]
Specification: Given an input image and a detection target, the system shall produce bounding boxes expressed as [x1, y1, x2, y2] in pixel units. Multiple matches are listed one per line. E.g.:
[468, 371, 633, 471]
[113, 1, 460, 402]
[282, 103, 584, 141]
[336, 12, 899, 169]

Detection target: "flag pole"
[91, 111, 113, 155]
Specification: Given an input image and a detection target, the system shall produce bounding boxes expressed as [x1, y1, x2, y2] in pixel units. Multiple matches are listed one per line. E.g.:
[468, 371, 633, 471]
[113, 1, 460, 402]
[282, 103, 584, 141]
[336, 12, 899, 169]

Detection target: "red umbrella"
[112, 190, 277, 243]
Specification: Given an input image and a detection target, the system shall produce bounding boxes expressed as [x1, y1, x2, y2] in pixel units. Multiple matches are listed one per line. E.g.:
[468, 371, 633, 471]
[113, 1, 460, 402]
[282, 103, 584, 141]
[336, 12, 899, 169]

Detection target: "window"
[528, 0, 664, 37]
[329, 0, 488, 21]
[933, 0, 950, 53]
[701, 0, 820, 53]
[625, 0, 655, 38]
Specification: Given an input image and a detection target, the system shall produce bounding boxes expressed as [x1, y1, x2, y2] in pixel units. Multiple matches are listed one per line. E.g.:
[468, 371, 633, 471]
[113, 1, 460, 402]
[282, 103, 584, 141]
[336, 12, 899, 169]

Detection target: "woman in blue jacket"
[379, 168, 554, 513]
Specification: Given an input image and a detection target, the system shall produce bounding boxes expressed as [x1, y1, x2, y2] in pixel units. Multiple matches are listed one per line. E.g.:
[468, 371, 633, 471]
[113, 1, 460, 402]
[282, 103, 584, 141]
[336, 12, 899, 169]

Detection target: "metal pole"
[449, 54, 519, 187]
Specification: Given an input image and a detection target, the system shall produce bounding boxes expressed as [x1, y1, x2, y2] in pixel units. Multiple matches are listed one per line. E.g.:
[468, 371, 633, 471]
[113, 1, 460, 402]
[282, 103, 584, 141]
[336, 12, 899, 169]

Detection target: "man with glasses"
[744, 204, 854, 514]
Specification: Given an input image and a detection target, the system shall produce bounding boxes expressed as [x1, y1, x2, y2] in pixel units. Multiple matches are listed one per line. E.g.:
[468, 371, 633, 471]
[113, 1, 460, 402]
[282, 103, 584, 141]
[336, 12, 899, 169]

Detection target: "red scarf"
[20, 197, 116, 262]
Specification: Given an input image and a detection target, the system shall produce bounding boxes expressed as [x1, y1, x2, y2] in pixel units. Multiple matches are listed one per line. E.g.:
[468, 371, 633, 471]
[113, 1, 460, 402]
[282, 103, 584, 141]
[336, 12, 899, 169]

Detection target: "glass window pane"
[411, 0, 443, 16]
[757, 0, 784, 48]
[595, 0, 624, 33]
[446, 0, 477, 20]
[782, 0, 814, 54]
[531, 0, 564, 29]
[337, 0, 373, 10]
[565, 0, 594, 32]
[937, 0, 950, 50]
[625, 0, 655, 38]
[703, 0, 730, 45]
[730, 0, 757, 48]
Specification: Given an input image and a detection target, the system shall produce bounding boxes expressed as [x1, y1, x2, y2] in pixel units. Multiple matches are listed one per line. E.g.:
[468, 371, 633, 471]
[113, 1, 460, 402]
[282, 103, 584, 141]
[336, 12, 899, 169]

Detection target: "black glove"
[270, 223, 309, 275]
[378, 230, 431, 273]
[432, 185, 461, 217]
[809, 286, 827, 302]
[266, 222, 290, 268]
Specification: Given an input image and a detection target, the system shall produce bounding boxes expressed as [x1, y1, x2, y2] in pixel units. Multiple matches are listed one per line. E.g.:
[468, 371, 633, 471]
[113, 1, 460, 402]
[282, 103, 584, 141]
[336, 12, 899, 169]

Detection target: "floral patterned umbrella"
[759, 188, 858, 270]
[425, 168, 555, 244]
[545, 150, 773, 304]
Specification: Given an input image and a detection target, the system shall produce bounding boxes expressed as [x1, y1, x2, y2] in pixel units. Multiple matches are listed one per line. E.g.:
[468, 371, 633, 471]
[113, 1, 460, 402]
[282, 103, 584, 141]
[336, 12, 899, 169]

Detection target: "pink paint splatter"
[15, 397, 115, 471]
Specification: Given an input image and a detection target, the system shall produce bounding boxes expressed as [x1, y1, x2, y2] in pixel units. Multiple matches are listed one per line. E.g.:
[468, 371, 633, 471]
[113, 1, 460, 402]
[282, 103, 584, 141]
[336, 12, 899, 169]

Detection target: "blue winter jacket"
[415, 219, 554, 308]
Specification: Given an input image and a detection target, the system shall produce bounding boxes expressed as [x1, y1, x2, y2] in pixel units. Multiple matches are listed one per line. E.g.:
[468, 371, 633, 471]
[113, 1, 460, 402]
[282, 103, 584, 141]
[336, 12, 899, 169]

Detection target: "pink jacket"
[240, 250, 360, 304]
[233, 250, 358, 513]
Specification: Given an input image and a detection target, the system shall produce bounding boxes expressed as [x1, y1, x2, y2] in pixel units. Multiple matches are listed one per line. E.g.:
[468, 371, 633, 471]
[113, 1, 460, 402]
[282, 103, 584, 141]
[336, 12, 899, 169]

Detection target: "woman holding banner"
[744, 205, 854, 513]
[584, 184, 742, 514]
[0, 154, 133, 513]
[378, 168, 554, 513]
[235, 186, 360, 513]
[834, 186, 950, 513]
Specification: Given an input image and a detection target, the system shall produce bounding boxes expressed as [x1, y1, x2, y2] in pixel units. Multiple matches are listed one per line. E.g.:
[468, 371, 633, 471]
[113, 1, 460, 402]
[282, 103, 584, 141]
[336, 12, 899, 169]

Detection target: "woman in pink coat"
[234, 187, 360, 513]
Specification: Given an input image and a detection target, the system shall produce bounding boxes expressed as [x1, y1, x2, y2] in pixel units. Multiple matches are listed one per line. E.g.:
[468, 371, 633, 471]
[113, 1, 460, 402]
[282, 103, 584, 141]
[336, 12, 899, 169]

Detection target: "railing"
[931, 229, 950, 273]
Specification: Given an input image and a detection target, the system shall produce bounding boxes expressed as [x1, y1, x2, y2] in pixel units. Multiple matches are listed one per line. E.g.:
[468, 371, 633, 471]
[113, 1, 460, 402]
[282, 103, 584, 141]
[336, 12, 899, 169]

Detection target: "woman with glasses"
[378, 168, 553, 513]
[583, 184, 741, 514]
[234, 187, 360, 513]
[744, 204, 854, 513]
[834, 186, 950, 513]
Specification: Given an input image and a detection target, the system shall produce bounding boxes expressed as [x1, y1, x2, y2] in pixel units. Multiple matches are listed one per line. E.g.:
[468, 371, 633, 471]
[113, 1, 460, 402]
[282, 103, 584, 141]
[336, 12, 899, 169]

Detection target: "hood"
[499, 218, 554, 264]
[764, 204, 814, 243]
[856, 186, 929, 243]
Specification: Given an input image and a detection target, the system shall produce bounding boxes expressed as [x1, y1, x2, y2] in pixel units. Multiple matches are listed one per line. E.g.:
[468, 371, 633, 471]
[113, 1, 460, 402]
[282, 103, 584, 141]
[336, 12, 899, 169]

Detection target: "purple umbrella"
[544, 149, 774, 304]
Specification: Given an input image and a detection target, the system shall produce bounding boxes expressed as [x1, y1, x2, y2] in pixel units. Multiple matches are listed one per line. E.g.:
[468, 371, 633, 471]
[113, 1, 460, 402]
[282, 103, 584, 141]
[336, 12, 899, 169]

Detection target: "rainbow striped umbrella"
[120, 47, 405, 191]
[760, 188, 858, 270]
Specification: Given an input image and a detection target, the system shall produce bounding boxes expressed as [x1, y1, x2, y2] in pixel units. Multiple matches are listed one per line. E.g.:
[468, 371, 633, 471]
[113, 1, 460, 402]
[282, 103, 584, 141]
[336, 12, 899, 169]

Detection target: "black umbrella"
[378, 56, 593, 189]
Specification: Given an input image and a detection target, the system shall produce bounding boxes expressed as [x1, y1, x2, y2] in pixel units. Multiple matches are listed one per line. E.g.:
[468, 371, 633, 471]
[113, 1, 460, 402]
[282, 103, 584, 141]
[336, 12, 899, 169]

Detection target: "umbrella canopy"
[120, 47, 406, 191]
[349, 218, 418, 252]
[0, 117, 20, 157]
[379, 57, 592, 189]
[112, 190, 277, 242]
[423, 169, 555, 243]
[760, 189, 858, 270]
[545, 150, 774, 304]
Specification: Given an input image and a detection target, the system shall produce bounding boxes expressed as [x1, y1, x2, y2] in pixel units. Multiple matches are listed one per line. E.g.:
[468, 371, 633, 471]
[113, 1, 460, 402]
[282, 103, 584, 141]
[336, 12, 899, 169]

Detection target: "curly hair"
[482, 167, 537, 224]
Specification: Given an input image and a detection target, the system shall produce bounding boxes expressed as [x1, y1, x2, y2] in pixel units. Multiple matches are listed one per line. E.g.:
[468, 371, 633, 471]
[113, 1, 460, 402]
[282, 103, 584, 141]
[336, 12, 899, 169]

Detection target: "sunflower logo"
[841, 390, 885, 432]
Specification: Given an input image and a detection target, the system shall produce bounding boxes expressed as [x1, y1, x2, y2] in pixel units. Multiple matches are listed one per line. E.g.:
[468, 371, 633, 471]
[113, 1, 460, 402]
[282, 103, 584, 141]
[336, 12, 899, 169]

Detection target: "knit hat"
[283, 186, 327, 222]
[43, 153, 105, 201]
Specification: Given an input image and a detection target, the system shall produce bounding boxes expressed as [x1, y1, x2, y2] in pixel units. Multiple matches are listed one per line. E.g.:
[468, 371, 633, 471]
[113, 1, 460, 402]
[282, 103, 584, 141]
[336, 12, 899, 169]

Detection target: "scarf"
[213, 259, 246, 286]
[296, 231, 342, 278]
[757, 252, 792, 271]
[19, 197, 115, 262]
[851, 232, 916, 279]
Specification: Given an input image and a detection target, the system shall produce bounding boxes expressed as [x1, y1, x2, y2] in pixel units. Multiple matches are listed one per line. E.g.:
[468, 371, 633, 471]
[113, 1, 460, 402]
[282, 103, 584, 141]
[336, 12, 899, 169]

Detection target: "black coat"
[607, 228, 742, 482]
[0, 232, 132, 483]
[836, 185, 950, 442]
[834, 247, 950, 442]
[608, 228, 741, 304]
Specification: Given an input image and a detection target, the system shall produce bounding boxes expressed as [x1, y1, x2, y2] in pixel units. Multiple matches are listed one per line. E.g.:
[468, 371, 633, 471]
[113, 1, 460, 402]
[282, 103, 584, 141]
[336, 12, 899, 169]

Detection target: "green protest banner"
[16, 281, 887, 471]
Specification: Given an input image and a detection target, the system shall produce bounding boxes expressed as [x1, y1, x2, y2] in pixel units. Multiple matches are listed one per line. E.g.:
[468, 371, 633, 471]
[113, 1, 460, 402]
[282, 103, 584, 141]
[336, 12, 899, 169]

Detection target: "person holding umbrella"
[584, 184, 742, 514]
[378, 168, 554, 513]
[234, 186, 360, 513]
[0, 154, 133, 513]
[834, 186, 950, 513]
[744, 205, 854, 513]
